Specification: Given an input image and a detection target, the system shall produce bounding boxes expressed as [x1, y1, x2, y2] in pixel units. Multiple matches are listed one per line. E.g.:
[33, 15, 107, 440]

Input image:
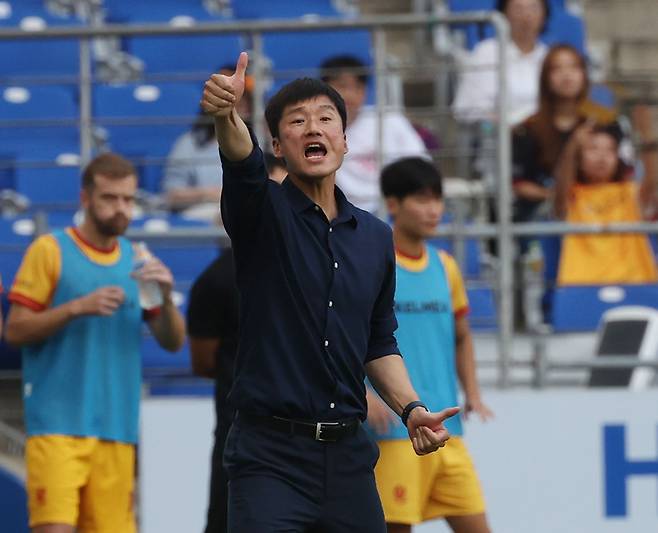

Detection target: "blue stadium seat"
[0, 86, 79, 192]
[0, 85, 78, 152]
[127, 34, 243, 74]
[0, 0, 81, 27]
[543, 8, 586, 55]
[15, 165, 79, 207]
[0, 38, 80, 76]
[232, 0, 341, 19]
[0, 466, 28, 533]
[467, 284, 498, 332]
[550, 284, 658, 332]
[0, 216, 35, 287]
[141, 335, 192, 376]
[94, 82, 201, 191]
[103, 0, 217, 23]
[448, 0, 586, 54]
[262, 29, 372, 96]
[147, 378, 214, 396]
[430, 238, 482, 279]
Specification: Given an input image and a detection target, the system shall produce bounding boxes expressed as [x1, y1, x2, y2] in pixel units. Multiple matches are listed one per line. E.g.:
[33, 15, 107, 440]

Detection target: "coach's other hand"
[407, 406, 460, 456]
[201, 52, 249, 118]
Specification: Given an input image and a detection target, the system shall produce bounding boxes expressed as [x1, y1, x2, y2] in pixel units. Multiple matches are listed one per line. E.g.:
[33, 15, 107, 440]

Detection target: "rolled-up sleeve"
[219, 134, 268, 240]
[366, 231, 400, 362]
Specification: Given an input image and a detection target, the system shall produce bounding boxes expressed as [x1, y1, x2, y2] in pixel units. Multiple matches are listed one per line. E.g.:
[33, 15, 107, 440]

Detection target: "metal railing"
[1, 12, 657, 389]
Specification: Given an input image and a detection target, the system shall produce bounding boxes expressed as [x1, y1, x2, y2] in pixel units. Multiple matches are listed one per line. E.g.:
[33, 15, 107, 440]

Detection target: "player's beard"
[87, 205, 130, 237]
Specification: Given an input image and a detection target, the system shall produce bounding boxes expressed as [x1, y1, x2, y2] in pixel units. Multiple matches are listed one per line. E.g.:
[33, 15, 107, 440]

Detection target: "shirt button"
[329, 227, 333, 233]
[334, 261, 339, 269]
[324, 340, 329, 347]
[328, 300, 333, 308]
[330, 403, 335, 409]
[314, 205, 320, 211]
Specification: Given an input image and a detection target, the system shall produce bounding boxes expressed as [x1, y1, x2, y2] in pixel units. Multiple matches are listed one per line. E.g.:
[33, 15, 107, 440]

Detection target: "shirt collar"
[283, 177, 358, 228]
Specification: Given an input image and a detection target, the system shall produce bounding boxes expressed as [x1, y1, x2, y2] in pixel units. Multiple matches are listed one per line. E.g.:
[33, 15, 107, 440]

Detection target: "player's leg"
[77, 440, 136, 533]
[32, 524, 75, 533]
[374, 440, 436, 529]
[26, 435, 92, 533]
[425, 438, 488, 532]
[445, 513, 491, 533]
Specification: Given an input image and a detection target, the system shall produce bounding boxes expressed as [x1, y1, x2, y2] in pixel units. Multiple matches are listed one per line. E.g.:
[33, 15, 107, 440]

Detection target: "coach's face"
[272, 95, 347, 182]
[82, 173, 137, 237]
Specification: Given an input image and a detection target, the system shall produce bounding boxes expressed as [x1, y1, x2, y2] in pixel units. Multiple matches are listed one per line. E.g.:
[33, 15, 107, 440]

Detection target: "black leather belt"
[238, 412, 360, 442]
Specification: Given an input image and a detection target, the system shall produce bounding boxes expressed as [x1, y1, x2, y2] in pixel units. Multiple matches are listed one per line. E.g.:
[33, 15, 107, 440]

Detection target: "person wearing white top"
[321, 55, 428, 213]
[452, 0, 550, 126]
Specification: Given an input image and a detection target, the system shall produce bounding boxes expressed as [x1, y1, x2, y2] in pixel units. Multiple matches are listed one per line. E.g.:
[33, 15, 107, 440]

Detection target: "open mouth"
[304, 143, 327, 160]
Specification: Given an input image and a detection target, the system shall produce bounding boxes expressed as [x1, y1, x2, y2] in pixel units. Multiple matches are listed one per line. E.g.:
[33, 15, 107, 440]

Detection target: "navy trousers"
[224, 416, 386, 532]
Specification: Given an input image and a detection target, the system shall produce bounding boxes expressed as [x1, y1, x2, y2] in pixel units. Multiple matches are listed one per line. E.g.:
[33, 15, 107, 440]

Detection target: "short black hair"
[319, 55, 369, 86]
[497, 0, 550, 34]
[264, 152, 286, 174]
[265, 77, 347, 138]
[380, 157, 443, 200]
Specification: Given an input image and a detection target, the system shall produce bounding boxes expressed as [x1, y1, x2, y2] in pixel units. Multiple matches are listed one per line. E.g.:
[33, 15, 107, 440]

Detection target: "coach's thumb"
[233, 52, 249, 82]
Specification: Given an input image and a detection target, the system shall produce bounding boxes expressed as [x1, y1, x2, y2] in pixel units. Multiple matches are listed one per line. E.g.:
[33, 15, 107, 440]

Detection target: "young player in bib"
[371, 157, 494, 533]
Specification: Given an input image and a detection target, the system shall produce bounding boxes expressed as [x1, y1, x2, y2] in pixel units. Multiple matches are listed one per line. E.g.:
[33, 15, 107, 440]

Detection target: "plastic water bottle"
[133, 241, 163, 310]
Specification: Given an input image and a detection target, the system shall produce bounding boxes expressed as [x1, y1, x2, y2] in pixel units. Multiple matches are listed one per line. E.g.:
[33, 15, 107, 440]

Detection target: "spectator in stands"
[554, 116, 658, 285]
[320, 55, 428, 213]
[453, 0, 550, 126]
[4, 153, 186, 533]
[187, 160, 285, 533]
[512, 44, 617, 224]
[162, 66, 254, 221]
[373, 157, 493, 533]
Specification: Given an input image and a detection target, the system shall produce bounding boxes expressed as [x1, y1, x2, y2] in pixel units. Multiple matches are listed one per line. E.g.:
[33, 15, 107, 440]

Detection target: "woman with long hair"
[512, 44, 617, 223]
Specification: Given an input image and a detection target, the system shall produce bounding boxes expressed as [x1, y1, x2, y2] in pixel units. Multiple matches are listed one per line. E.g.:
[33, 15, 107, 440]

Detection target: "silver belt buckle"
[315, 422, 341, 442]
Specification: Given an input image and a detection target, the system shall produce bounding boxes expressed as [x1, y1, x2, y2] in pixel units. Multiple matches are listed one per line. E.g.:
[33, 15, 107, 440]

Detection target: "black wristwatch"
[401, 400, 428, 427]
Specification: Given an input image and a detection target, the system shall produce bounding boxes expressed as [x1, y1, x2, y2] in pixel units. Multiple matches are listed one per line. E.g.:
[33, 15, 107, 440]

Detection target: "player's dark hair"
[319, 55, 369, 86]
[380, 157, 443, 200]
[265, 77, 347, 138]
[497, 0, 550, 34]
[82, 152, 137, 190]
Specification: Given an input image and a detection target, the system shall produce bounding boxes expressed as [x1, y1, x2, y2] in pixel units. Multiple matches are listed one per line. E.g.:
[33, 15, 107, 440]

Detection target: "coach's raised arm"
[201, 51, 252, 161]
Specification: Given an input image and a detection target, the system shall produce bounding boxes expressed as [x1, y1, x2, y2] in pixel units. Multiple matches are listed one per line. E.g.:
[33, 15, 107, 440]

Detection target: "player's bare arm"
[5, 286, 125, 347]
[455, 314, 494, 422]
[136, 255, 186, 352]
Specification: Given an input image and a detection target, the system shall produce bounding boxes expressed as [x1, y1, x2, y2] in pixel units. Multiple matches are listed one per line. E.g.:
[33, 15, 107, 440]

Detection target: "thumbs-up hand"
[201, 52, 249, 118]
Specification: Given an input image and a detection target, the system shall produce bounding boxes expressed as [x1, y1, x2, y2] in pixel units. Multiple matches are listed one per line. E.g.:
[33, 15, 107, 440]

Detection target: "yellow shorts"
[25, 435, 136, 532]
[375, 437, 486, 525]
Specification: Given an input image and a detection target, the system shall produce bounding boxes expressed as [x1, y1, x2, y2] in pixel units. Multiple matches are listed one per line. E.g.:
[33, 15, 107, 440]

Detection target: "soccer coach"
[201, 52, 459, 532]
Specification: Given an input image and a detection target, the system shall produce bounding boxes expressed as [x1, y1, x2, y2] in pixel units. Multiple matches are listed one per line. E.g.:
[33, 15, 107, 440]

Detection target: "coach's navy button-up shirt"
[220, 142, 400, 422]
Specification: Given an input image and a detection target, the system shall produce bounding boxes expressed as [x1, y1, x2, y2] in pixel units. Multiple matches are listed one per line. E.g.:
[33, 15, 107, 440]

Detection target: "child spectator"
[512, 44, 617, 224]
[554, 117, 658, 285]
